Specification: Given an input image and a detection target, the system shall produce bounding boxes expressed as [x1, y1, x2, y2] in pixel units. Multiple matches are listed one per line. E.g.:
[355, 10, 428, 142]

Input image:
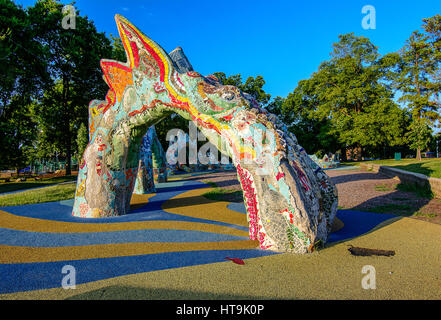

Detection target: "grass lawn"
[343, 158, 441, 179]
[202, 181, 244, 203]
[367, 158, 441, 178]
[365, 203, 438, 218]
[0, 175, 77, 194]
[380, 158, 441, 178]
[0, 183, 76, 207]
[337, 162, 360, 167]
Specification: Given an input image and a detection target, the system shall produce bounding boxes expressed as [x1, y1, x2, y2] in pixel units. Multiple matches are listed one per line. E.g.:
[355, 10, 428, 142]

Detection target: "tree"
[390, 23, 441, 160]
[28, 0, 113, 174]
[213, 72, 271, 105]
[76, 122, 88, 160]
[266, 82, 341, 156]
[405, 117, 432, 157]
[109, 33, 126, 62]
[0, 0, 49, 171]
[422, 14, 441, 97]
[288, 33, 407, 159]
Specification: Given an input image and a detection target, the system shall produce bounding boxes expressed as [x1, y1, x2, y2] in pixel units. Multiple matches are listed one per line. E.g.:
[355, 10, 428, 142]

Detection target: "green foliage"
[213, 72, 271, 105]
[0, 0, 49, 170]
[0, 0, 112, 172]
[76, 122, 89, 159]
[278, 33, 407, 157]
[365, 203, 414, 215]
[202, 181, 243, 203]
[202, 188, 243, 203]
[0, 3, 440, 172]
[405, 117, 432, 153]
[280, 80, 342, 155]
[367, 158, 441, 179]
[374, 184, 394, 192]
[422, 14, 441, 91]
[386, 18, 441, 160]
[413, 211, 437, 218]
[27, 0, 113, 174]
[396, 31, 438, 116]
[109, 33, 126, 62]
[396, 182, 434, 199]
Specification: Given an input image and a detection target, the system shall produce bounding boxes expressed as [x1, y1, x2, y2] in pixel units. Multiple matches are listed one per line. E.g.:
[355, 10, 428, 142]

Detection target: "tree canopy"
[274, 33, 408, 159]
[0, 2, 440, 173]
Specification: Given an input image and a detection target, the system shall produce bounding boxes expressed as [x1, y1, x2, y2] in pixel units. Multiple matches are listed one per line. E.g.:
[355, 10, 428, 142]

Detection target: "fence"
[30, 160, 79, 174]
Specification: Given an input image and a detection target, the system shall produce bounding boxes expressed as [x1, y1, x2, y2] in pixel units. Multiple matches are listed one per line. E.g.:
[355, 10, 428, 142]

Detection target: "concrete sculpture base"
[72, 15, 338, 253]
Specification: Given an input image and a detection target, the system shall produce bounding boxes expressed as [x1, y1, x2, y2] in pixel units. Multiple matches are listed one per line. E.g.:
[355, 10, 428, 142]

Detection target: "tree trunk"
[416, 147, 422, 161]
[63, 75, 71, 176]
[66, 144, 72, 175]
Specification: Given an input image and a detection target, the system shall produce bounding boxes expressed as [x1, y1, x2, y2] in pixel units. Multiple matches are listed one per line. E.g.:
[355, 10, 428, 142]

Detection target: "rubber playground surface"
[0, 171, 440, 300]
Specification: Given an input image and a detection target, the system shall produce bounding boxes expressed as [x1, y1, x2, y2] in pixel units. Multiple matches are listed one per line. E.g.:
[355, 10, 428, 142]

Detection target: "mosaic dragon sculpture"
[72, 15, 338, 253]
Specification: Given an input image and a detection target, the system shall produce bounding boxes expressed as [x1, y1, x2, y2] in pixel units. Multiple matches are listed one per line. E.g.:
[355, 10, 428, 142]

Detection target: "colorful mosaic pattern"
[72, 15, 338, 253]
[309, 154, 339, 169]
[133, 125, 167, 194]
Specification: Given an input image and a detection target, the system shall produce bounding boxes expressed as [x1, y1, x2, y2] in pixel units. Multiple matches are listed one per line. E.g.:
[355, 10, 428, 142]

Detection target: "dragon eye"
[222, 91, 235, 101]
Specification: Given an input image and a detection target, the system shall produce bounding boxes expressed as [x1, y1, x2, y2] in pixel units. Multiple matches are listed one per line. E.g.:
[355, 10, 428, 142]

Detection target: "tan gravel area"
[191, 168, 441, 225]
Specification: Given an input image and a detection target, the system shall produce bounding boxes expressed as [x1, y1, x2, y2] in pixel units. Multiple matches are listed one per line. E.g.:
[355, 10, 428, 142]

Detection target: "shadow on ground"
[66, 285, 270, 300]
[351, 191, 431, 216]
[160, 194, 217, 209]
[330, 172, 392, 185]
[169, 172, 233, 182]
[324, 215, 402, 250]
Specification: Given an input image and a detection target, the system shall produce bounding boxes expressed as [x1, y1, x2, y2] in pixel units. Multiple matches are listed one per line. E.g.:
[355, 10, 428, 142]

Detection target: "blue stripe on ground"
[328, 209, 397, 243]
[0, 228, 249, 247]
[0, 180, 202, 222]
[0, 249, 279, 294]
[0, 180, 248, 232]
[227, 202, 247, 214]
[226, 203, 397, 244]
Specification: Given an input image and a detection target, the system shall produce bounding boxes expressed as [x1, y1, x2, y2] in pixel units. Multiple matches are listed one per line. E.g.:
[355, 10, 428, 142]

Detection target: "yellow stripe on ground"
[0, 210, 248, 237]
[129, 193, 156, 209]
[0, 240, 259, 263]
[162, 187, 248, 227]
[2, 217, 441, 300]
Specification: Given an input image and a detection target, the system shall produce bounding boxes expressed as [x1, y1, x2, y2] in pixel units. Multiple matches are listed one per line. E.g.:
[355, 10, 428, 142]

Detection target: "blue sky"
[15, 0, 441, 99]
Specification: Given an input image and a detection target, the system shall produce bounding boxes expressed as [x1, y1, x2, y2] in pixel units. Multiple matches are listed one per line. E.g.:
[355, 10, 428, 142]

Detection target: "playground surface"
[0, 169, 440, 300]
